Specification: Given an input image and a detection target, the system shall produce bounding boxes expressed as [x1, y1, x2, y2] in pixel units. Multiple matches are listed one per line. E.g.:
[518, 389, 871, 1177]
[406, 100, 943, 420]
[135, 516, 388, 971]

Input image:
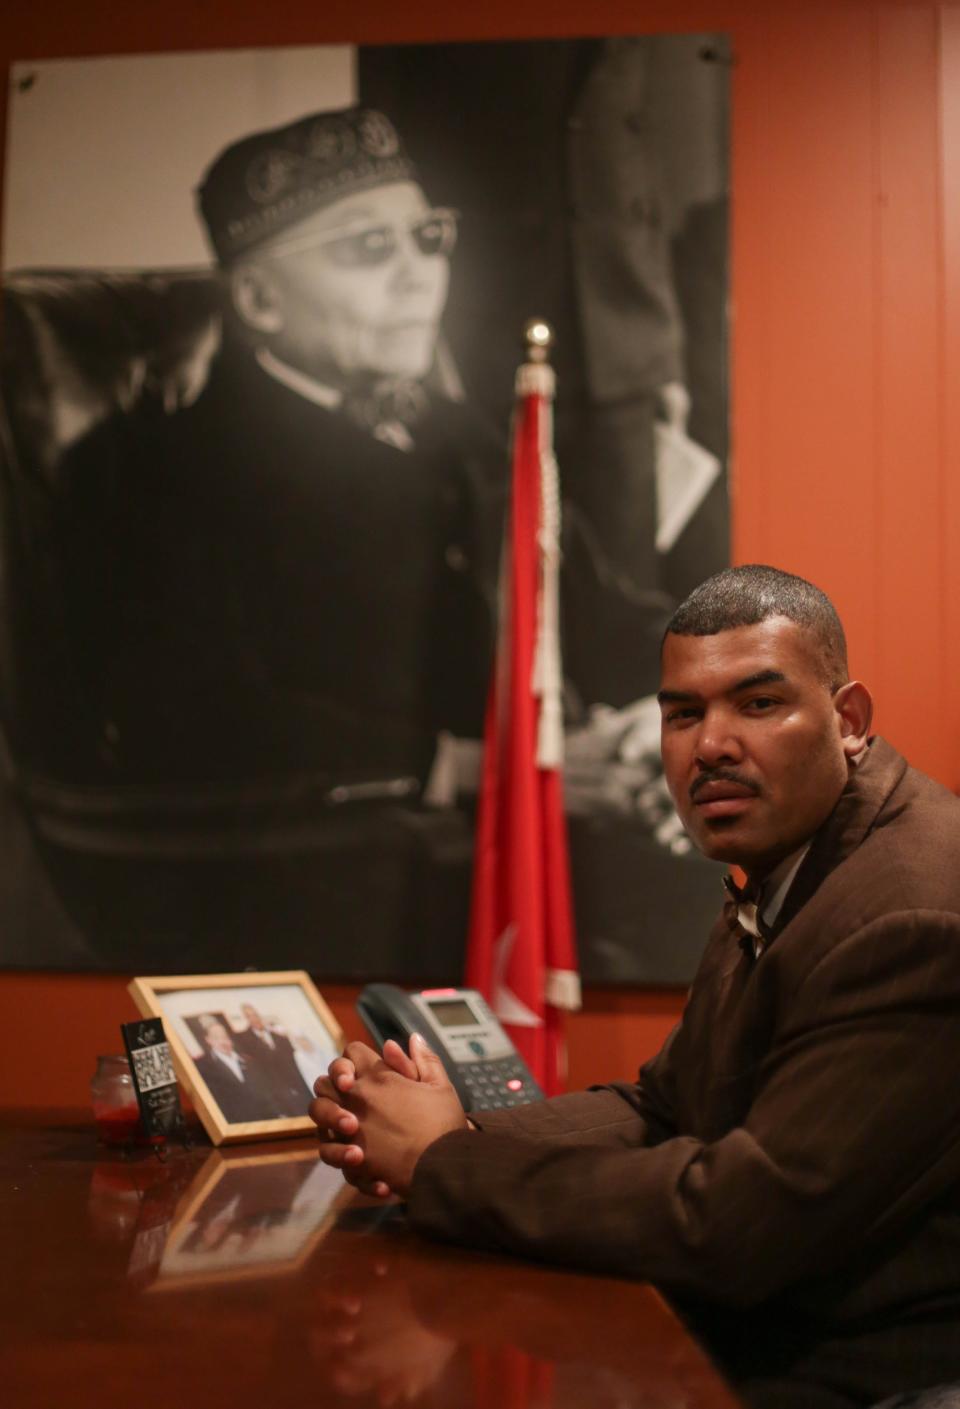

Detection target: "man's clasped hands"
[309, 1035, 471, 1198]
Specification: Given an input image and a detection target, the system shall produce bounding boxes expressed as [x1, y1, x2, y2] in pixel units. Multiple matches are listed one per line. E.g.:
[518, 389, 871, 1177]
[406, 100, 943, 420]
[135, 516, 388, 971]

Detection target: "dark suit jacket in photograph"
[234, 1027, 313, 1116]
[194, 1050, 278, 1125]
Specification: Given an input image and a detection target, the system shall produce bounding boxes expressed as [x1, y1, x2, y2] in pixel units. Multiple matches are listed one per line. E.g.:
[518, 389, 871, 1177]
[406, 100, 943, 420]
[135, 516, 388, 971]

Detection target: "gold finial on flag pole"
[523, 318, 554, 364]
[517, 321, 556, 397]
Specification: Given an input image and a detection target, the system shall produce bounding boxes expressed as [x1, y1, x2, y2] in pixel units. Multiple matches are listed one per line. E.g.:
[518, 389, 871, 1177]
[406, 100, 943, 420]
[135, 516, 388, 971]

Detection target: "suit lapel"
[771, 738, 907, 940]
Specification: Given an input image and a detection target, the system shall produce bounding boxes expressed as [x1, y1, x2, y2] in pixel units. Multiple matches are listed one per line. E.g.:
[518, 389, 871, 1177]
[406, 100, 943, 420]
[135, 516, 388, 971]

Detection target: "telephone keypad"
[459, 1056, 539, 1110]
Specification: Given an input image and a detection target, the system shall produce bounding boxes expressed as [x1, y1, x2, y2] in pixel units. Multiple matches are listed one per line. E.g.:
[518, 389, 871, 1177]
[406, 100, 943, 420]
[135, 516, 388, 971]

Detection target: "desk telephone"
[357, 983, 543, 1112]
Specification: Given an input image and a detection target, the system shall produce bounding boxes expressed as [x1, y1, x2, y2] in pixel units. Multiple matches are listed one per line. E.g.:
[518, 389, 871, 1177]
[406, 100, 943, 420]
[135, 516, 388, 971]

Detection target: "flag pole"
[465, 319, 581, 1096]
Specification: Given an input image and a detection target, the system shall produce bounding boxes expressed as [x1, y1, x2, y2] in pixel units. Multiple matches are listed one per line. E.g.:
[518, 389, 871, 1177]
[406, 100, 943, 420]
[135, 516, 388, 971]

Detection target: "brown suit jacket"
[408, 739, 960, 1335]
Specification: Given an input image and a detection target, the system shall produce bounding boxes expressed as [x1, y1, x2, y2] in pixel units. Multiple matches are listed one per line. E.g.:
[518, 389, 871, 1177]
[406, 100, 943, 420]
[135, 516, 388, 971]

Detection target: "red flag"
[466, 338, 580, 1096]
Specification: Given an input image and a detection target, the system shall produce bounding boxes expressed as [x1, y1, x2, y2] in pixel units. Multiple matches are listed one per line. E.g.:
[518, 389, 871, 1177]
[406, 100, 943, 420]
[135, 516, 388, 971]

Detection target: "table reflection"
[303, 1221, 735, 1409]
[144, 1144, 348, 1290]
[79, 1137, 960, 1409]
[96, 1139, 737, 1407]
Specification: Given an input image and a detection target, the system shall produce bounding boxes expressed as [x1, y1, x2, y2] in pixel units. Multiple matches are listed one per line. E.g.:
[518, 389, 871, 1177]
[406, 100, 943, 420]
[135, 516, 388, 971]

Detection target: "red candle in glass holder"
[90, 1055, 144, 1146]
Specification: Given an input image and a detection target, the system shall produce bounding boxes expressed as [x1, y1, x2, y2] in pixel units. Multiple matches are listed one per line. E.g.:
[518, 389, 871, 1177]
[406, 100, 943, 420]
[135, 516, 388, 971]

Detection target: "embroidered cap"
[197, 106, 418, 264]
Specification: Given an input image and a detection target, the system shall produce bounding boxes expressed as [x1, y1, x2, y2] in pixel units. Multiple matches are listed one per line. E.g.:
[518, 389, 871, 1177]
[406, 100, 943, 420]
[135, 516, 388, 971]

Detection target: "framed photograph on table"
[128, 971, 342, 1145]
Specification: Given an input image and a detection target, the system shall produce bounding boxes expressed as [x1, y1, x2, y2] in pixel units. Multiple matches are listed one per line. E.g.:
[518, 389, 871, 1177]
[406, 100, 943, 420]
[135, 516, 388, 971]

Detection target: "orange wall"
[1, 0, 958, 1108]
[0, 972, 682, 1107]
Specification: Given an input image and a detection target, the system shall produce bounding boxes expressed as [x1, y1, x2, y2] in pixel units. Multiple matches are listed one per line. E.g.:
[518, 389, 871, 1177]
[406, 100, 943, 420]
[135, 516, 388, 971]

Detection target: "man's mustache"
[689, 769, 762, 803]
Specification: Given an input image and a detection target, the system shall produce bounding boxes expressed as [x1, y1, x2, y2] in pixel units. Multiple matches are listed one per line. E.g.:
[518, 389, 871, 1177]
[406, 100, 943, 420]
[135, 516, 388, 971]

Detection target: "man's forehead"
[659, 618, 821, 691]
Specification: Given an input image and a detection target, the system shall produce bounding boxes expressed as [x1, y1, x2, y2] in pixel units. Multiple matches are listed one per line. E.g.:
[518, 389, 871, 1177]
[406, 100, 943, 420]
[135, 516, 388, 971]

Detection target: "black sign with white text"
[121, 1018, 186, 1141]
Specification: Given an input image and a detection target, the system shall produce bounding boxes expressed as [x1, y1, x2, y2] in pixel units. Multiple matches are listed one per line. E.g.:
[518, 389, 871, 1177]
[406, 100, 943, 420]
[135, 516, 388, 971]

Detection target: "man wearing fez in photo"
[57, 107, 493, 792]
[46, 101, 709, 978]
[311, 566, 960, 1407]
[57, 101, 682, 807]
[192, 105, 715, 895]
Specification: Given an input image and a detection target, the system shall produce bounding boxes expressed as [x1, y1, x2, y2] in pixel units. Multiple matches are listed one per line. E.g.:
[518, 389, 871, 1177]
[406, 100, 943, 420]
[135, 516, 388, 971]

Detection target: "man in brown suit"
[310, 565, 960, 1404]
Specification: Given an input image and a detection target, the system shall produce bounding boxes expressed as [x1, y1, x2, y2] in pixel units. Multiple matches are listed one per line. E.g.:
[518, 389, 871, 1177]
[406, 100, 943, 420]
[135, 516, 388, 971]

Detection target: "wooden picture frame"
[128, 971, 343, 1146]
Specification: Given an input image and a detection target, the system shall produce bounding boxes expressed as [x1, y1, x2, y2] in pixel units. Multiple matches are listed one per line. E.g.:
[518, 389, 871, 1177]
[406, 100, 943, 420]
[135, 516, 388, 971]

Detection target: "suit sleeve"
[469, 1089, 649, 1146]
[408, 912, 960, 1307]
[468, 1022, 683, 1146]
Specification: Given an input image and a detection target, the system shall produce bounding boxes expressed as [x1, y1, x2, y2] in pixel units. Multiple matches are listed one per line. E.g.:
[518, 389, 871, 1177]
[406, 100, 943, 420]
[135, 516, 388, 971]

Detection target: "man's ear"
[834, 680, 873, 760]
[230, 262, 284, 334]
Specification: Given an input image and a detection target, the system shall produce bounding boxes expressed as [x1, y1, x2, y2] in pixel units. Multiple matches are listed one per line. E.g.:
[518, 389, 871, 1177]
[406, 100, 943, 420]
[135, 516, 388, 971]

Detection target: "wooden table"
[1, 1111, 743, 1408]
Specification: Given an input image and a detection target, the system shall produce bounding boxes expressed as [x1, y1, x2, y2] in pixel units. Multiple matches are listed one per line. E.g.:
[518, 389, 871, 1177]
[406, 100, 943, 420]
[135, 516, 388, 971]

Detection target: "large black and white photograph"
[0, 37, 730, 983]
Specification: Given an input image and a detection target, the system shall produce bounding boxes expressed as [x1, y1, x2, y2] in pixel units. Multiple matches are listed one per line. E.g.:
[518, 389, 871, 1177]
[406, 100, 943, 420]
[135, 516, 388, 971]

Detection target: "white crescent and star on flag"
[491, 923, 542, 1028]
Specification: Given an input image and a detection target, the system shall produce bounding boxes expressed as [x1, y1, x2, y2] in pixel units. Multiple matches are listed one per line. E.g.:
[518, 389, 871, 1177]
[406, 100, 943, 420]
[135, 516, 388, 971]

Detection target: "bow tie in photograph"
[343, 378, 430, 437]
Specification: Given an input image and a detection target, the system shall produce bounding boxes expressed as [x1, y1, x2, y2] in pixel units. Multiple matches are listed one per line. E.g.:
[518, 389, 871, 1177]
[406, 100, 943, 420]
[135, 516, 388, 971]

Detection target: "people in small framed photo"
[129, 971, 342, 1145]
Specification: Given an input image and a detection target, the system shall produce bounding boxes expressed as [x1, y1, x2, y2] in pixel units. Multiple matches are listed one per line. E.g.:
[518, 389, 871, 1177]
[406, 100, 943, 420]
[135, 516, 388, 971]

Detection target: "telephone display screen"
[427, 999, 478, 1028]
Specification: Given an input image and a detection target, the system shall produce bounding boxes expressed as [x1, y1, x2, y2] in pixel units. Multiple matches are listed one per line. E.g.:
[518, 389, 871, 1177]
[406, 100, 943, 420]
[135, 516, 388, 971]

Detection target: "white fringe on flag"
[516, 362, 564, 770]
[515, 363, 555, 400]
[546, 966, 582, 1011]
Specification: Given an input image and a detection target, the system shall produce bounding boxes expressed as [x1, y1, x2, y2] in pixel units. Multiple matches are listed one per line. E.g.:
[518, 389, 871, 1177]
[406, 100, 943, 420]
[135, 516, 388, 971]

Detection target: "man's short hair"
[664, 565, 849, 691]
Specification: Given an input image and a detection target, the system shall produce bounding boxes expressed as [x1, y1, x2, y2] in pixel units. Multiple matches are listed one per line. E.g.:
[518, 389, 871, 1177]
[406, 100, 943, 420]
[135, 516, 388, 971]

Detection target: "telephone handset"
[356, 983, 543, 1113]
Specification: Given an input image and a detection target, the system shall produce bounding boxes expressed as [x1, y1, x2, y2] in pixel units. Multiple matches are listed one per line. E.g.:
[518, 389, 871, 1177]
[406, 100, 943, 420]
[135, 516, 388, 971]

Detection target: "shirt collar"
[255, 346, 342, 412]
[727, 844, 810, 955]
[757, 845, 810, 932]
[725, 743, 876, 952]
[213, 1048, 246, 1080]
[254, 347, 415, 451]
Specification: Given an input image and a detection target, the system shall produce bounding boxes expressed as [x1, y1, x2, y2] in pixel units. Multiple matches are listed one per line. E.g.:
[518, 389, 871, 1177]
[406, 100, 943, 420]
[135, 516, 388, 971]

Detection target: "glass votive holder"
[90, 1054, 143, 1147]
